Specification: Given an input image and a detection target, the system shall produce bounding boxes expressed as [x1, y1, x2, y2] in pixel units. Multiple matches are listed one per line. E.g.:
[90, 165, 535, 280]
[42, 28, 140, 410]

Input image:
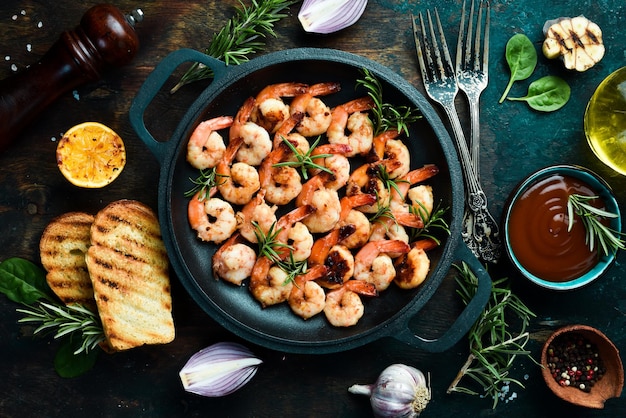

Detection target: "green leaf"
[499, 34, 537, 103]
[54, 338, 100, 378]
[0, 257, 54, 304]
[508, 76, 571, 112]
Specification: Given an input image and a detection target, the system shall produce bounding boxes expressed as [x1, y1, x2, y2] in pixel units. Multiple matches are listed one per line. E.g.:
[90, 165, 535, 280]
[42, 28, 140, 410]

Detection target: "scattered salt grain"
[11, 64, 17, 72]
[523, 374, 529, 381]
[72, 90, 80, 100]
[20, 10, 26, 16]
[51, 137, 57, 142]
[4, 56, 10, 61]
[37, 21, 43, 28]
[26, 44, 32, 52]
[12, 15, 17, 20]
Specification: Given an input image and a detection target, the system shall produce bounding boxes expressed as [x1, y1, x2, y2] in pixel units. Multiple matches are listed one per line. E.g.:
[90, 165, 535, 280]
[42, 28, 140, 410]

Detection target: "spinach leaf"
[0, 257, 54, 304]
[499, 34, 537, 103]
[508, 76, 571, 112]
[54, 337, 100, 378]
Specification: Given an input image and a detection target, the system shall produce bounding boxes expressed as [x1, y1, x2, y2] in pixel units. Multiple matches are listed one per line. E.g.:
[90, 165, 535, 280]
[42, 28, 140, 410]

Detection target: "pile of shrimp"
[186, 81, 441, 327]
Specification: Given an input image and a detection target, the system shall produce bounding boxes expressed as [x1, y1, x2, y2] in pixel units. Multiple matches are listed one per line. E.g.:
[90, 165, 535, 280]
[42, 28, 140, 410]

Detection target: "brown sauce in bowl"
[508, 174, 601, 282]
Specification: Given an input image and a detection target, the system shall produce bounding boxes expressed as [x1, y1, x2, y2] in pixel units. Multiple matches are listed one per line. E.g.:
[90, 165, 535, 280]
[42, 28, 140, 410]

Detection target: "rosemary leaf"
[253, 220, 292, 263]
[17, 302, 105, 355]
[185, 167, 227, 199]
[272, 136, 333, 180]
[171, 0, 297, 93]
[567, 193, 625, 255]
[447, 263, 537, 409]
[356, 68, 422, 136]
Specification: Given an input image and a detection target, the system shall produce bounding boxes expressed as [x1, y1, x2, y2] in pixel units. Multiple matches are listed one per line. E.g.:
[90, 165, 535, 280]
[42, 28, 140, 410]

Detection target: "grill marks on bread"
[85, 200, 174, 351]
[39, 212, 97, 310]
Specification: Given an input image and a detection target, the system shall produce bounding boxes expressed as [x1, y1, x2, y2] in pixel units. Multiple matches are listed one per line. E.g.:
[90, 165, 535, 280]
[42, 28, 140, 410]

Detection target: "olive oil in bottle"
[584, 67, 626, 175]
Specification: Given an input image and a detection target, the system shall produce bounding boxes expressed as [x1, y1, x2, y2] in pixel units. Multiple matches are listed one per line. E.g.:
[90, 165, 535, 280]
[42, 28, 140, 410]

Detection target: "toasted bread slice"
[39, 212, 96, 310]
[85, 200, 175, 351]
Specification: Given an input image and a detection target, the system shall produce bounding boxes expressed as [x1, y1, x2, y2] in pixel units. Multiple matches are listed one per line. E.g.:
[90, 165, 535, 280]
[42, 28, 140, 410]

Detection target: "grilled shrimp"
[369, 129, 411, 179]
[324, 279, 378, 327]
[236, 189, 277, 244]
[353, 239, 410, 291]
[188, 192, 237, 244]
[327, 97, 375, 157]
[235, 121, 272, 166]
[249, 256, 293, 308]
[212, 233, 256, 285]
[290, 82, 341, 137]
[251, 82, 309, 133]
[186, 116, 233, 170]
[216, 136, 261, 205]
[288, 264, 329, 320]
[296, 176, 341, 233]
[394, 239, 438, 289]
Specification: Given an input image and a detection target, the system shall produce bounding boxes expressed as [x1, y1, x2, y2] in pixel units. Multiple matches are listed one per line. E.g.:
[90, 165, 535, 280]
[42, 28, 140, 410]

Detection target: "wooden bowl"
[541, 324, 624, 408]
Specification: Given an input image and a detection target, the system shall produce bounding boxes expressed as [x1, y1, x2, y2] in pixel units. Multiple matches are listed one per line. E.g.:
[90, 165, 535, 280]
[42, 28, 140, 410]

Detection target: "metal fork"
[456, 0, 489, 179]
[412, 9, 500, 263]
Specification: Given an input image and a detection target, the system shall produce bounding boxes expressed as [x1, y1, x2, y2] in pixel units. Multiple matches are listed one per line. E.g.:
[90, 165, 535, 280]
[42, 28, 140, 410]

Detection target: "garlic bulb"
[542, 16, 605, 72]
[348, 364, 430, 417]
[298, 0, 368, 34]
[179, 342, 263, 397]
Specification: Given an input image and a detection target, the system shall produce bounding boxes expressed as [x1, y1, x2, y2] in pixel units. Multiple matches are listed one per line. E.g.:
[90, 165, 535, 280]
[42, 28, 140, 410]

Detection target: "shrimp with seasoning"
[327, 97, 375, 157]
[369, 211, 424, 243]
[288, 264, 329, 320]
[394, 239, 438, 289]
[319, 244, 356, 289]
[369, 129, 411, 179]
[212, 233, 256, 286]
[216, 136, 261, 206]
[296, 175, 341, 234]
[290, 82, 341, 137]
[308, 143, 352, 190]
[236, 121, 272, 166]
[324, 279, 378, 327]
[249, 205, 315, 307]
[188, 192, 237, 244]
[287, 222, 314, 262]
[345, 160, 401, 213]
[408, 184, 435, 218]
[186, 116, 233, 170]
[251, 82, 309, 133]
[353, 239, 410, 291]
[236, 189, 277, 244]
[259, 140, 303, 205]
[249, 256, 293, 307]
[389, 164, 439, 211]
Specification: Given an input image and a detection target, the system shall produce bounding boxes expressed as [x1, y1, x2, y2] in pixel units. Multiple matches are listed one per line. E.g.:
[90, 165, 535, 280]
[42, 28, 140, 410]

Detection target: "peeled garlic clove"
[349, 364, 431, 417]
[542, 15, 605, 71]
[179, 342, 263, 397]
[298, 0, 368, 34]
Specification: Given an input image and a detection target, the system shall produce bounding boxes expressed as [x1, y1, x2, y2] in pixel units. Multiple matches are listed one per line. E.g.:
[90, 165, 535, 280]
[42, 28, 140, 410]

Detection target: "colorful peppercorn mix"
[546, 333, 606, 393]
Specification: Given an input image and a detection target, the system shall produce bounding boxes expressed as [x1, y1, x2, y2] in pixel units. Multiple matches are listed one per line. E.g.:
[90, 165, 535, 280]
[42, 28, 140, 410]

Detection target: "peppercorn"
[546, 333, 605, 393]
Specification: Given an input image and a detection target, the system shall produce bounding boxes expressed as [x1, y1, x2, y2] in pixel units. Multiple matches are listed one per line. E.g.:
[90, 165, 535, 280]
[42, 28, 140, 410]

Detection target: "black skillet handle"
[393, 242, 492, 352]
[129, 48, 227, 163]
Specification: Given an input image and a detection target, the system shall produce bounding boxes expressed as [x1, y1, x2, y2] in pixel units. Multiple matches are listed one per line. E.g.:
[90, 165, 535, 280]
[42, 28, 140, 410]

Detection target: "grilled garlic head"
[542, 16, 605, 72]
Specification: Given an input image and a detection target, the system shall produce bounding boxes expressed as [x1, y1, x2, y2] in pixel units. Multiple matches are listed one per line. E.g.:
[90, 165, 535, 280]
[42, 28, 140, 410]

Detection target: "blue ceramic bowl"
[503, 165, 621, 290]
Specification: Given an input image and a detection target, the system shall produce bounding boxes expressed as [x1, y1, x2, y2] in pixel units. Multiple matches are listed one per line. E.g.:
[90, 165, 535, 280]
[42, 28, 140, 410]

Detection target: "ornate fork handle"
[440, 103, 501, 263]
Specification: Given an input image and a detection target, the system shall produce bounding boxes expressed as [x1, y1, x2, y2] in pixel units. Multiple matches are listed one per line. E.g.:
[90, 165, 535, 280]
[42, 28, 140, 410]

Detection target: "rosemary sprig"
[447, 263, 537, 409]
[356, 68, 422, 136]
[272, 136, 333, 180]
[185, 167, 227, 199]
[276, 252, 308, 286]
[253, 220, 292, 263]
[368, 194, 396, 226]
[376, 163, 409, 200]
[567, 193, 626, 256]
[170, 0, 297, 93]
[408, 201, 450, 244]
[16, 302, 105, 355]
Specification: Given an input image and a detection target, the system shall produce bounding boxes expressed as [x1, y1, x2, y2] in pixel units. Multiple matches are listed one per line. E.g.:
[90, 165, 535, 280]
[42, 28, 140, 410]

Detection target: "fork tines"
[456, 0, 490, 75]
[411, 9, 456, 85]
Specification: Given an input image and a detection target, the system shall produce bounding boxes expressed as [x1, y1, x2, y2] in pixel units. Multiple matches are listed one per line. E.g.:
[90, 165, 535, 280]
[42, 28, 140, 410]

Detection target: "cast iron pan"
[130, 48, 492, 354]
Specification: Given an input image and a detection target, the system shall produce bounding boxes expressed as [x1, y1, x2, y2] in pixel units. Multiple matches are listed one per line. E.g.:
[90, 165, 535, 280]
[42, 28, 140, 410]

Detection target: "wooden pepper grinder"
[0, 4, 143, 151]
